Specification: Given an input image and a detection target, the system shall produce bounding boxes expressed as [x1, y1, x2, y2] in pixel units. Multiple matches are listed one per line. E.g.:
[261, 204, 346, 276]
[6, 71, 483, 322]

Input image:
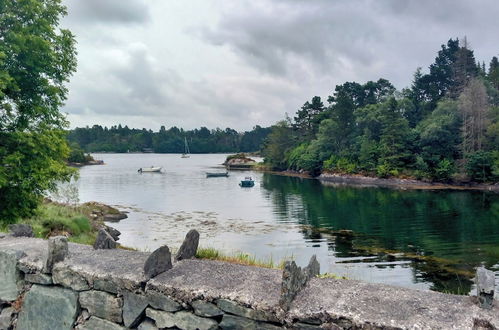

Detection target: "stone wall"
[0, 236, 498, 330]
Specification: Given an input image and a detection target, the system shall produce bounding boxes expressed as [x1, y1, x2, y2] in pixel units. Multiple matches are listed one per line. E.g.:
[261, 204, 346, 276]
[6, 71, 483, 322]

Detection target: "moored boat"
[239, 177, 255, 187]
[138, 166, 162, 173]
[206, 172, 229, 178]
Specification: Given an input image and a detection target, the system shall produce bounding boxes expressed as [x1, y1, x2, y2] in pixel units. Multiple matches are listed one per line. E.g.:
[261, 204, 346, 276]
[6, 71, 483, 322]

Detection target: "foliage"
[262, 37, 498, 184]
[465, 151, 498, 183]
[0, 0, 77, 223]
[68, 124, 271, 154]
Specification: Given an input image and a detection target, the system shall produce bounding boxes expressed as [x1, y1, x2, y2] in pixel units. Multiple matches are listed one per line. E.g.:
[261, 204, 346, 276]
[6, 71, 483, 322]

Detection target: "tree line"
[67, 125, 271, 154]
[262, 38, 499, 183]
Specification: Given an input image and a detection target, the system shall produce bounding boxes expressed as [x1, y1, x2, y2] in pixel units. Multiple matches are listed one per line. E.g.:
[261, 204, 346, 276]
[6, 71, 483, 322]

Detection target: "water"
[76, 153, 499, 294]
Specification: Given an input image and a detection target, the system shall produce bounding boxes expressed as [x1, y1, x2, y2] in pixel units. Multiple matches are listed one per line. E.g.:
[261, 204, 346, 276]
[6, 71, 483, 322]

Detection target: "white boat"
[138, 166, 162, 173]
[181, 137, 190, 158]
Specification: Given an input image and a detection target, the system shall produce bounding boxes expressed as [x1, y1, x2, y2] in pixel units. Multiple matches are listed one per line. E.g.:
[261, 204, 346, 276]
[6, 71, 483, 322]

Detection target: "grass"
[2, 202, 99, 245]
[196, 247, 288, 269]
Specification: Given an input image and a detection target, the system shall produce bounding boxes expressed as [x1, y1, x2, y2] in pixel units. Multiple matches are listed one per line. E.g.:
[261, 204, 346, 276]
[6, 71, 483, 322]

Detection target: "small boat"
[138, 166, 162, 173]
[181, 137, 190, 158]
[206, 172, 229, 178]
[239, 177, 255, 187]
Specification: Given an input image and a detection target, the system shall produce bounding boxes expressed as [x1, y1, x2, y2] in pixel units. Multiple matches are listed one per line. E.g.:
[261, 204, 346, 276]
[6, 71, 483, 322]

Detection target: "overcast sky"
[61, 0, 499, 131]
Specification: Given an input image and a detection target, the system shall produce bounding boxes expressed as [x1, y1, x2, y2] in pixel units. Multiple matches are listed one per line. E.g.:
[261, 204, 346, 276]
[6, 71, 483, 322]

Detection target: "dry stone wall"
[0, 236, 498, 330]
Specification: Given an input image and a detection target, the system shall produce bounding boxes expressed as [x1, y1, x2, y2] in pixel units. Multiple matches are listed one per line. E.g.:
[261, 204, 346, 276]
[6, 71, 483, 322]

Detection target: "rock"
[106, 226, 121, 241]
[145, 308, 176, 328]
[175, 229, 200, 261]
[0, 307, 14, 330]
[217, 299, 272, 322]
[137, 318, 157, 330]
[104, 213, 127, 222]
[25, 273, 53, 285]
[476, 267, 495, 309]
[79, 290, 123, 323]
[52, 266, 91, 291]
[292, 322, 326, 330]
[146, 290, 182, 312]
[0, 233, 6, 239]
[0, 250, 24, 302]
[279, 255, 319, 311]
[7, 224, 33, 237]
[43, 236, 68, 273]
[93, 229, 117, 249]
[303, 255, 320, 278]
[279, 261, 306, 311]
[174, 311, 218, 330]
[78, 316, 125, 330]
[76, 309, 91, 325]
[191, 300, 224, 318]
[94, 278, 120, 294]
[17, 285, 78, 329]
[219, 314, 257, 329]
[143, 245, 172, 279]
[123, 291, 149, 327]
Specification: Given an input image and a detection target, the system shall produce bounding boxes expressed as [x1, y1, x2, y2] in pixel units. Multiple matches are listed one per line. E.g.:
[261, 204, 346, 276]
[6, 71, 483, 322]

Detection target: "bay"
[76, 153, 499, 294]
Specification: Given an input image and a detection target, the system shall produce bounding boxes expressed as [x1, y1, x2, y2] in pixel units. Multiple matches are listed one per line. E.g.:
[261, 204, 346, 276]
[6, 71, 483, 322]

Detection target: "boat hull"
[206, 172, 229, 177]
[239, 180, 254, 187]
[139, 167, 162, 173]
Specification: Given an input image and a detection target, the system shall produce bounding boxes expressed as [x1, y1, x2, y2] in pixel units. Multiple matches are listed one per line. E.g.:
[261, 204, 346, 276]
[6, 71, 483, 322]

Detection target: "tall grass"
[196, 247, 288, 269]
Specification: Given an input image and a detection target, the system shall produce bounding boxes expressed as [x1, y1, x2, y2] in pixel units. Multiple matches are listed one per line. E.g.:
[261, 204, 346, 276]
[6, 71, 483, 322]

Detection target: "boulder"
[137, 318, 157, 330]
[476, 267, 495, 309]
[0, 307, 14, 330]
[123, 291, 149, 328]
[7, 224, 33, 237]
[25, 273, 53, 285]
[93, 229, 117, 249]
[174, 311, 218, 330]
[192, 300, 224, 318]
[17, 285, 78, 329]
[146, 290, 181, 312]
[143, 245, 172, 279]
[43, 236, 68, 273]
[279, 255, 319, 311]
[175, 229, 200, 261]
[78, 316, 125, 330]
[79, 290, 123, 323]
[145, 308, 176, 328]
[104, 213, 127, 222]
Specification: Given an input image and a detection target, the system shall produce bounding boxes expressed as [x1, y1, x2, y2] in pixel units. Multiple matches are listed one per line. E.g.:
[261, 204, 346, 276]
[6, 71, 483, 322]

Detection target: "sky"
[61, 0, 499, 131]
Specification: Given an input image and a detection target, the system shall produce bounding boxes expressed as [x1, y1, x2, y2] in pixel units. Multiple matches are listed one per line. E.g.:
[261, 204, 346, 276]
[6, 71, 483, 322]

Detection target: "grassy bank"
[196, 247, 287, 269]
[0, 200, 122, 245]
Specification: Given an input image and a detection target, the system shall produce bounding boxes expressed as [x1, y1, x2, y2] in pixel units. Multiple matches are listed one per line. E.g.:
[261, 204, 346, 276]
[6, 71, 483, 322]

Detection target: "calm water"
[76, 153, 499, 294]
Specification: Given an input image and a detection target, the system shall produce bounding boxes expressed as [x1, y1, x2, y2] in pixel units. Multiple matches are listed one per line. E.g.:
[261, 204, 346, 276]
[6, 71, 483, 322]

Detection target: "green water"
[262, 174, 499, 293]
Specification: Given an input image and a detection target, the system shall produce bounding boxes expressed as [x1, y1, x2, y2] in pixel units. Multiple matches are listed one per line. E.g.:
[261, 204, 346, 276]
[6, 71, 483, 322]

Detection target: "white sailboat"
[181, 137, 190, 158]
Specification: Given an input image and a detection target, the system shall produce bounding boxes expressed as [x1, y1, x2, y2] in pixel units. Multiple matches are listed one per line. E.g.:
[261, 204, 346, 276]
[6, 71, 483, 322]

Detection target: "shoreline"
[259, 169, 499, 192]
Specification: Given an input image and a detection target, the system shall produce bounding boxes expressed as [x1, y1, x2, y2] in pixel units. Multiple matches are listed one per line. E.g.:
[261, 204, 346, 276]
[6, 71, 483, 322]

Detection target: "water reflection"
[261, 173, 499, 293]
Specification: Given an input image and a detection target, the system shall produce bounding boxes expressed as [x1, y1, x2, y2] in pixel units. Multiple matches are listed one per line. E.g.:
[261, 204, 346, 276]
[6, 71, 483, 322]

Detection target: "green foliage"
[68, 125, 271, 154]
[433, 159, 455, 182]
[262, 121, 295, 170]
[0, 0, 77, 224]
[465, 151, 498, 183]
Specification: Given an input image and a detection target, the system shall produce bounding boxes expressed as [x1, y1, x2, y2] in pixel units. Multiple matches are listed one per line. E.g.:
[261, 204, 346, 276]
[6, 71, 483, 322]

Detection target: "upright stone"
[0, 250, 24, 302]
[476, 267, 495, 309]
[7, 224, 33, 237]
[43, 236, 68, 273]
[303, 255, 320, 278]
[17, 285, 78, 330]
[93, 229, 117, 249]
[79, 290, 123, 323]
[123, 291, 149, 328]
[144, 245, 172, 279]
[175, 229, 200, 261]
[106, 226, 121, 241]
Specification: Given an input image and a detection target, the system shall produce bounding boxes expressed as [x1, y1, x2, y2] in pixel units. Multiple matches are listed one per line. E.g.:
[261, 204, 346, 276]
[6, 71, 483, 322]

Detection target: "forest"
[261, 38, 499, 183]
[67, 125, 271, 154]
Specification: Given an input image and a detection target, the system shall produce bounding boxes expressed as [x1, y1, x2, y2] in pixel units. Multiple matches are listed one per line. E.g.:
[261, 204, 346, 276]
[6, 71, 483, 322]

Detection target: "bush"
[376, 164, 391, 178]
[466, 151, 497, 183]
[433, 158, 455, 182]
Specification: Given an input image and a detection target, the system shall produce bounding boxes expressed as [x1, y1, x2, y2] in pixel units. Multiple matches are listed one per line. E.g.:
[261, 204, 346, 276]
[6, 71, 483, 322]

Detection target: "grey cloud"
[65, 0, 150, 24]
[198, 0, 499, 88]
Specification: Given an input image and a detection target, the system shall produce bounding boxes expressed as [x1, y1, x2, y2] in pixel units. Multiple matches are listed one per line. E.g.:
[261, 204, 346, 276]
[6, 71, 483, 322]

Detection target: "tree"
[459, 78, 490, 157]
[293, 96, 325, 140]
[0, 0, 77, 222]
